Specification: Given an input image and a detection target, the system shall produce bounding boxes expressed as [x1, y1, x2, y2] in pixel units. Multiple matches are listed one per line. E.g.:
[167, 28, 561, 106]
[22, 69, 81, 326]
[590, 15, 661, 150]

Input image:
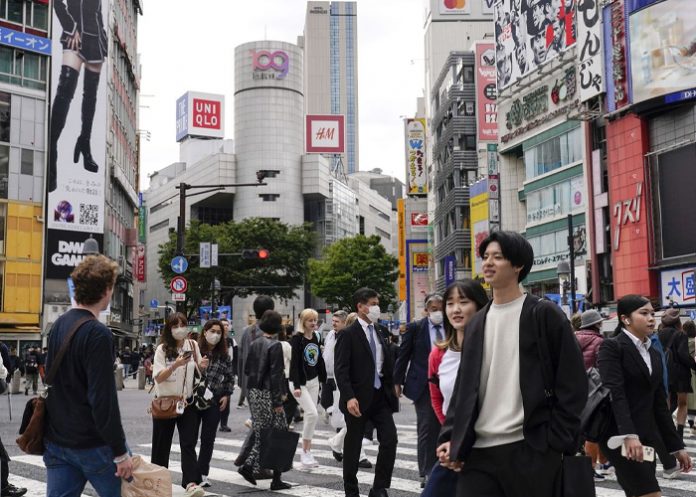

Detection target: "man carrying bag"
[37, 255, 132, 496]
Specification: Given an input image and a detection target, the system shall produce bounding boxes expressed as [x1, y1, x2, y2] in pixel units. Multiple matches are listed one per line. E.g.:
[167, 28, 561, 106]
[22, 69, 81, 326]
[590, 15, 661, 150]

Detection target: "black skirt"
[60, 30, 107, 63]
[599, 439, 660, 497]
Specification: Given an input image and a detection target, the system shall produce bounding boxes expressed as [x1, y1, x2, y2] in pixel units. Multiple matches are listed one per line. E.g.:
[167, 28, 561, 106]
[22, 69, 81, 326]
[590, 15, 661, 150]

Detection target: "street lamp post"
[174, 172, 270, 313]
[557, 261, 572, 317]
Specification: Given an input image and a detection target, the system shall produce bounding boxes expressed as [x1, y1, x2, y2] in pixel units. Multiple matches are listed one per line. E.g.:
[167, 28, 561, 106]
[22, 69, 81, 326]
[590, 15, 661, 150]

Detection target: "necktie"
[434, 325, 443, 342]
[368, 324, 382, 389]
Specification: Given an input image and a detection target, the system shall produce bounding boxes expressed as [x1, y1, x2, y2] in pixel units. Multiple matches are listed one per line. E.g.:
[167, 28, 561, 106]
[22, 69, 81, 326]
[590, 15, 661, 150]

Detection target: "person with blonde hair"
[289, 308, 327, 469]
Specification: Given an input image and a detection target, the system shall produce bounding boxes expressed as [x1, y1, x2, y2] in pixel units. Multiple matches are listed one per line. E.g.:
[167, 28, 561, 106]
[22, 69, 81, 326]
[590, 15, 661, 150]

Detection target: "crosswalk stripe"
[6, 474, 90, 497]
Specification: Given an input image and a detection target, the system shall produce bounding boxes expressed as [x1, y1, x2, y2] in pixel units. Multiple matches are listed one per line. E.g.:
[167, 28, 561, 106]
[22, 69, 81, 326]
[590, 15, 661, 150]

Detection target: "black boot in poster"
[48, 65, 79, 192]
[73, 69, 101, 173]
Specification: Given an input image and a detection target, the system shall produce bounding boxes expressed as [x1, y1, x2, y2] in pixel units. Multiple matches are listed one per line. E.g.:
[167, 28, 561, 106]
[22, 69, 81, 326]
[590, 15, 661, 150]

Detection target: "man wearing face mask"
[335, 288, 399, 497]
[394, 293, 444, 488]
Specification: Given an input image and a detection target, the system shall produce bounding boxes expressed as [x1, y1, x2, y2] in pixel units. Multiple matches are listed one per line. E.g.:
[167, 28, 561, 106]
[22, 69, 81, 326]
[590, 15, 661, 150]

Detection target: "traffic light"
[241, 249, 270, 260]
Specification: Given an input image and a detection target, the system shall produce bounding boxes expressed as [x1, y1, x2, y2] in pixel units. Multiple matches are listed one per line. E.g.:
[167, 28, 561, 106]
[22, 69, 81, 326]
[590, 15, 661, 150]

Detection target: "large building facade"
[302, 1, 358, 174]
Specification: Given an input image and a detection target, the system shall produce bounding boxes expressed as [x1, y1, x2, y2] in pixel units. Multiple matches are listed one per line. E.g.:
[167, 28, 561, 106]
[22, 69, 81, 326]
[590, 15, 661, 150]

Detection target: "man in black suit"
[394, 293, 443, 487]
[335, 288, 399, 497]
[437, 231, 587, 497]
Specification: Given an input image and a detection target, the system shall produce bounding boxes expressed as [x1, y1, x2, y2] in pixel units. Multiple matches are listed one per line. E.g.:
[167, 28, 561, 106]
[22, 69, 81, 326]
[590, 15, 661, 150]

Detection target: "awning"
[109, 327, 139, 339]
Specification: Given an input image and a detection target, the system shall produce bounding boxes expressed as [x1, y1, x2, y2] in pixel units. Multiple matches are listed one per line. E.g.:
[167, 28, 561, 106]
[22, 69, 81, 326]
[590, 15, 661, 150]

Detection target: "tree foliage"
[158, 218, 315, 316]
[308, 235, 399, 311]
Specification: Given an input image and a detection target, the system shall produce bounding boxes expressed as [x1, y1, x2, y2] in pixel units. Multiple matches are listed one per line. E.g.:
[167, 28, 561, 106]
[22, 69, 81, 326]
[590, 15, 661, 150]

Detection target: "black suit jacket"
[598, 332, 683, 453]
[335, 320, 399, 415]
[439, 295, 587, 461]
[394, 317, 433, 401]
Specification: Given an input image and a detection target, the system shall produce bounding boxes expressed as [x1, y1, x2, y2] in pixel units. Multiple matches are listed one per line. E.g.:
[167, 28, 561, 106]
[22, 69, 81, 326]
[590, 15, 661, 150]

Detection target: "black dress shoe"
[358, 458, 372, 469]
[254, 469, 273, 480]
[420, 475, 426, 488]
[237, 465, 257, 485]
[270, 480, 292, 490]
[1, 484, 27, 497]
[219, 425, 231, 432]
[332, 450, 343, 462]
[368, 488, 388, 497]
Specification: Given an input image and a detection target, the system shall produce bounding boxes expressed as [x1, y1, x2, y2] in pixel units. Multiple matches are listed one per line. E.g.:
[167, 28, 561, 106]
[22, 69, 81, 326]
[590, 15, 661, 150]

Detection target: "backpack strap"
[45, 314, 96, 387]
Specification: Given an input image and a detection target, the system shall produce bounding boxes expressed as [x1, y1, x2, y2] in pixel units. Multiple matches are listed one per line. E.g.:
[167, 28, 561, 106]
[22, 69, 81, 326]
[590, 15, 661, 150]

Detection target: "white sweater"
[153, 339, 201, 399]
[474, 294, 526, 448]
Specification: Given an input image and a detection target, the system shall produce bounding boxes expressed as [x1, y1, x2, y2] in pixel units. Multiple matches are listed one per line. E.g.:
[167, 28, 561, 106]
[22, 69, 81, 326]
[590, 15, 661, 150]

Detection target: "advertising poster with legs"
[495, 0, 577, 90]
[46, 0, 108, 279]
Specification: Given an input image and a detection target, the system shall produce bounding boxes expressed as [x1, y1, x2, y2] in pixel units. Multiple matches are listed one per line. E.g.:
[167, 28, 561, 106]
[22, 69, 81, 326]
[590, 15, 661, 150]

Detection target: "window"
[0, 203, 6, 255]
[0, 91, 9, 143]
[3, 0, 23, 24]
[375, 227, 391, 240]
[526, 176, 584, 224]
[524, 126, 583, 179]
[0, 47, 46, 90]
[20, 148, 32, 175]
[149, 219, 169, 232]
[27, 1, 48, 30]
[0, 145, 7, 199]
[259, 194, 280, 202]
[462, 65, 474, 83]
[464, 135, 476, 150]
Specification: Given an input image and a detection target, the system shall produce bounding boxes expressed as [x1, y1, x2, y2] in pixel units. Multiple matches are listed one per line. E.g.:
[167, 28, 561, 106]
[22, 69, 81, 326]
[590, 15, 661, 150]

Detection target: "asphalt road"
[1, 379, 696, 496]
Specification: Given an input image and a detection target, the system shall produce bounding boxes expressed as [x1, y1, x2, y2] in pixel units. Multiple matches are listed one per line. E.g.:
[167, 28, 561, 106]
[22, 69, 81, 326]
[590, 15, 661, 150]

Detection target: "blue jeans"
[122, 364, 131, 378]
[43, 441, 121, 497]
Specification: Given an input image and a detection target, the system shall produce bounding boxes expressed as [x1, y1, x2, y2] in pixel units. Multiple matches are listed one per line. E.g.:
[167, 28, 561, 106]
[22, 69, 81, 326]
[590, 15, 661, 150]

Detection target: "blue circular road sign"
[171, 256, 188, 274]
[150, 299, 159, 309]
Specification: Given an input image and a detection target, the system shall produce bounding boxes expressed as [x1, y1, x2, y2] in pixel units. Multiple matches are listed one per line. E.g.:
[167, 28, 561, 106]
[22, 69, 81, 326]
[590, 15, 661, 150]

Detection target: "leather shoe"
[219, 425, 231, 432]
[358, 458, 372, 469]
[1, 484, 27, 497]
[254, 469, 273, 480]
[332, 450, 343, 462]
[237, 465, 257, 485]
[368, 488, 388, 497]
[270, 480, 292, 490]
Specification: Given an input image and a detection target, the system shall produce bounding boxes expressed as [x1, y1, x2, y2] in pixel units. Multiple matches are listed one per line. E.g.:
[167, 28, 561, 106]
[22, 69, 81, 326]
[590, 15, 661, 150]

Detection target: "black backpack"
[580, 367, 612, 442]
[25, 353, 38, 373]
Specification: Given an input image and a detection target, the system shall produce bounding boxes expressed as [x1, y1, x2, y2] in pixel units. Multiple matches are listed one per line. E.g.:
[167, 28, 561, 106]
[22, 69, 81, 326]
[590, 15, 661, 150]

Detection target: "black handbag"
[319, 378, 336, 410]
[534, 302, 596, 497]
[259, 427, 300, 472]
[580, 367, 612, 442]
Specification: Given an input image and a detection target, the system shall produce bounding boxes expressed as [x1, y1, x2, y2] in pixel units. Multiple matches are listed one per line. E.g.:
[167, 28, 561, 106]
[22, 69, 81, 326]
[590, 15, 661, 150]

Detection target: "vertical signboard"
[577, 0, 605, 102]
[604, 0, 628, 111]
[46, 0, 109, 279]
[469, 179, 489, 280]
[406, 240, 430, 321]
[405, 118, 427, 196]
[397, 199, 407, 301]
[136, 244, 146, 282]
[475, 42, 498, 142]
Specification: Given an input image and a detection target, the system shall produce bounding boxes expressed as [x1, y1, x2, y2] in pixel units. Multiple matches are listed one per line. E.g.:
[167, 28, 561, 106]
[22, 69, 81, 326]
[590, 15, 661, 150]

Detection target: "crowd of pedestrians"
[20, 230, 696, 497]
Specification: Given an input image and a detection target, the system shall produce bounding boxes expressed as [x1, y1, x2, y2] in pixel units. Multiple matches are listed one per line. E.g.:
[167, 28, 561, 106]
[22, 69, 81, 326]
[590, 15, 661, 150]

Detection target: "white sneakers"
[328, 435, 342, 454]
[300, 450, 319, 469]
[663, 465, 682, 479]
[184, 483, 205, 497]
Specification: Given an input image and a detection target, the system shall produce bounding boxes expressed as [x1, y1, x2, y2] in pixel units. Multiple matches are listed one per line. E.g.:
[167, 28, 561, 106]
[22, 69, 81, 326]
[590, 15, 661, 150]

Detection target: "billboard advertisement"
[406, 240, 429, 321]
[46, 232, 105, 279]
[470, 179, 489, 280]
[629, 0, 696, 105]
[433, 0, 495, 17]
[577, 0, 605, 102]
[660, 267, 695, 307]
[306, 115, 345, 153]
[48, 0, 108, 233]
[405, 118, 427, 196]
[397, 199, 407, 301]
[494, 0, 577, 90]
[476, 42, 498, 142]
[176, 91, 225, 142]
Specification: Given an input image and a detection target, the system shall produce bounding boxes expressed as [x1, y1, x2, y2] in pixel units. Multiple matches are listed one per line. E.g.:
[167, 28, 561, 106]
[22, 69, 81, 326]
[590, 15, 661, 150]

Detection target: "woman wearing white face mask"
[196, 319, 235, 488]
[151, 313, 209, 497]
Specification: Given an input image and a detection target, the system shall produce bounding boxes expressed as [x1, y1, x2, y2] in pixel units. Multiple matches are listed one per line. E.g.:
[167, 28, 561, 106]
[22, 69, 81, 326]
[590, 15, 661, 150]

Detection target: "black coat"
[598, 332, 683, 453]
[335, 320, 399, 415]
[439, 295, 587, 462]
[54, 0, 107, 62]
[245, 336, 286, 408]
[394, 317, 433, 401]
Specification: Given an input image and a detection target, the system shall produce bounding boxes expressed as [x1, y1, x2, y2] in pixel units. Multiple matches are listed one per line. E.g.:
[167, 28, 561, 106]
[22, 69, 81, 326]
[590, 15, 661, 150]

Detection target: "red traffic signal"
[241, 249, 270, 260]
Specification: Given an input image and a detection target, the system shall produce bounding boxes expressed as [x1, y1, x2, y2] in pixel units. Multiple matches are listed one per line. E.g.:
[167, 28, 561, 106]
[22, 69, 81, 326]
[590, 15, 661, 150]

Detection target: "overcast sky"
[137, 0, 427, 191]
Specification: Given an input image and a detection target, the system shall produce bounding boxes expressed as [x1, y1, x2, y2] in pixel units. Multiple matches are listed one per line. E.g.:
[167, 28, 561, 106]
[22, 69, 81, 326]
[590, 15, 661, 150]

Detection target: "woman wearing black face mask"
[151, 313, 209, 497]
[196, 320, 235, 489]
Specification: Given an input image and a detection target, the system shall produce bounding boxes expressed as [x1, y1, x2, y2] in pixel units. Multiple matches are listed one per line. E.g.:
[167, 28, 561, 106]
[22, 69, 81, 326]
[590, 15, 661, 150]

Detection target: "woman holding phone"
[152, 313, 209, 497]
[196, 319, 235, 488]
[598, 295, 692, 497]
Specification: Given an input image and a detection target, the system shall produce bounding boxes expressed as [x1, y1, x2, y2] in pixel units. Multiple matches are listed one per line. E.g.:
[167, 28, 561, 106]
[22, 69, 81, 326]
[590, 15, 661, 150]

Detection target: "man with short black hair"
[394, 293, 444, 487]
[43, 255, 132, 496]
[437, 231, 587, 497]
[335, 288, 399, 497]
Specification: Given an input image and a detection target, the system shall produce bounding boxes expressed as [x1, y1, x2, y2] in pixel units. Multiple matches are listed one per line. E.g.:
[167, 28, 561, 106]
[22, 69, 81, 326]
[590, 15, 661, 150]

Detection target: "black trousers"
[197, 397, 222, 476]
[219, 395, 230, 428]
[457, 441, 561, 497]
[343, 387, 397, 497]
[151, 404, 201, 488]
[413, 390, 440, 477]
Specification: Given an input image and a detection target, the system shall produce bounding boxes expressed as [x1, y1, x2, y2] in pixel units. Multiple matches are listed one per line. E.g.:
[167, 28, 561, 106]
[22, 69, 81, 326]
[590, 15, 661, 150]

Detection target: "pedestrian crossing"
[8, 422, 696, 496]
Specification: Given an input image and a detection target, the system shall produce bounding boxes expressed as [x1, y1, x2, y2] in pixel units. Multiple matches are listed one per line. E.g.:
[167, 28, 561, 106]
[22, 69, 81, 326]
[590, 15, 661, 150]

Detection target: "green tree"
[308, 234, 399, 311]
[158, 218, 315, 316]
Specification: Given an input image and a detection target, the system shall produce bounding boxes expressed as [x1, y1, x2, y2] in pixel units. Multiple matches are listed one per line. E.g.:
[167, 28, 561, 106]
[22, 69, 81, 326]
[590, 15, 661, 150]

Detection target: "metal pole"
[176, 183, 187, 314]
[567, 214, 577, 314]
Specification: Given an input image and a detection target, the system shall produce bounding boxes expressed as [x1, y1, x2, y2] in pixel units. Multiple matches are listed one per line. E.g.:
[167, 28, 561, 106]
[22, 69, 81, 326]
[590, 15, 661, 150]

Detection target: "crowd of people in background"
[10, 231, 696, 497]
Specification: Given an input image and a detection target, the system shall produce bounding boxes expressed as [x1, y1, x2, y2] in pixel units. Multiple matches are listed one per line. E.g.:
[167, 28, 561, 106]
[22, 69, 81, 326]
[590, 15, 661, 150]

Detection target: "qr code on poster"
[79, 203, 99, 226]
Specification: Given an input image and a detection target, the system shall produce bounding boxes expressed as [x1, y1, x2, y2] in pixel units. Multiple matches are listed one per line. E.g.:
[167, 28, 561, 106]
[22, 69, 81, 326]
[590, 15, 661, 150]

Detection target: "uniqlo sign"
[176, 91, 225, 141]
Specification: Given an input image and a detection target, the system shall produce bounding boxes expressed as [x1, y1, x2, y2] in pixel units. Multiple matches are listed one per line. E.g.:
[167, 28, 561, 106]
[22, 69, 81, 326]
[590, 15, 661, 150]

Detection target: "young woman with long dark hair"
[151, 313, 209, 497]
[196, 319, 235, 488]
[422, 279, 488, 497]
[599, 295, 692, 497]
